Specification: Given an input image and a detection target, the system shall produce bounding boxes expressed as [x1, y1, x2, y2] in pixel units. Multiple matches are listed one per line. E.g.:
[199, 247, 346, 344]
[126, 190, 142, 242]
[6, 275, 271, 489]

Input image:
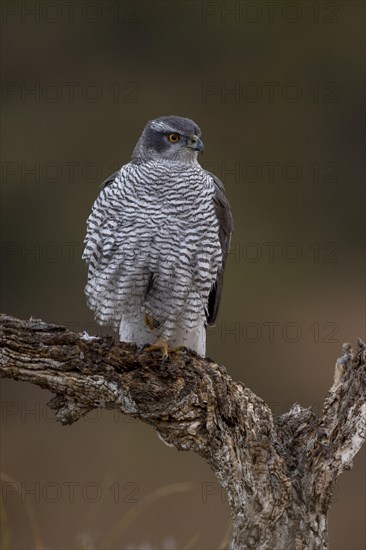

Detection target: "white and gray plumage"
[82, 115, 233, 357]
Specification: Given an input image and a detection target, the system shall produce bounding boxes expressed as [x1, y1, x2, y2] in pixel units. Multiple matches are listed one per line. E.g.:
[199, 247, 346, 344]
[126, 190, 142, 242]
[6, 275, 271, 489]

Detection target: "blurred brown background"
[1, 1, 365, 549]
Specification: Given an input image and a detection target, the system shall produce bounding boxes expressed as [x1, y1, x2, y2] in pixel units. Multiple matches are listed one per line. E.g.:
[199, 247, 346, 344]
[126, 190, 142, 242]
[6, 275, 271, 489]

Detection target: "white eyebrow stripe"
[150, 120, 178, 133]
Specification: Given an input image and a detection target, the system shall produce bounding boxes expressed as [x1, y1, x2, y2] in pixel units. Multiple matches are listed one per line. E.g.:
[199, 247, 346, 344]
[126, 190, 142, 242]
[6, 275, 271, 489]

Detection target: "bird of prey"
[83, 115, 233, 357]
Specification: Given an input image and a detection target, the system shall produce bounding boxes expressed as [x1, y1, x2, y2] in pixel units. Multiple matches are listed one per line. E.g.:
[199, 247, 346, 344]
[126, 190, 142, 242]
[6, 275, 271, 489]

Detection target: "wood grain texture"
[1, 314, 365, 549]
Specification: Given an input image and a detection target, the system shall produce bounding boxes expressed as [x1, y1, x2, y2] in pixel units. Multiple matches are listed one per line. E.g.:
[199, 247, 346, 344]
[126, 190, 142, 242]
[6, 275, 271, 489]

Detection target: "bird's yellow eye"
[168, 133, 180, 143]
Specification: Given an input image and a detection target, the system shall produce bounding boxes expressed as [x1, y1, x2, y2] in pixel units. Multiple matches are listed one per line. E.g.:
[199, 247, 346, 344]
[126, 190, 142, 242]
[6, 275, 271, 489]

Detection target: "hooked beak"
[187, 135, 204, 154]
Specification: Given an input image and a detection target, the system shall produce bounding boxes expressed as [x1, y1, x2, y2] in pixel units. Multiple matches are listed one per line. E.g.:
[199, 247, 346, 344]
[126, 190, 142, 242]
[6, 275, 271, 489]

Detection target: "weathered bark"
[0, 314, 365, 549]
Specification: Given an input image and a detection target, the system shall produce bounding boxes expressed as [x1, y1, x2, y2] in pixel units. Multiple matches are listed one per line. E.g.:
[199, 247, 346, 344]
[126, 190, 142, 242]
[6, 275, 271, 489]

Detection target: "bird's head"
[131, 115, 204, 164]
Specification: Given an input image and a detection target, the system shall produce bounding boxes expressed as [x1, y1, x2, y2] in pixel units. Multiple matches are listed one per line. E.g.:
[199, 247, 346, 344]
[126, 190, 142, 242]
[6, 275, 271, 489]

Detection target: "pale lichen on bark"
[0, 314, 365, 549]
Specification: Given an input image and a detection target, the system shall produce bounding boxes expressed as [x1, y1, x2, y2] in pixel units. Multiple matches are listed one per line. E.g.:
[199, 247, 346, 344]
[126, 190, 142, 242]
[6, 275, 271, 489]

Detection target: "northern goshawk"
[83, 115, 233, 357]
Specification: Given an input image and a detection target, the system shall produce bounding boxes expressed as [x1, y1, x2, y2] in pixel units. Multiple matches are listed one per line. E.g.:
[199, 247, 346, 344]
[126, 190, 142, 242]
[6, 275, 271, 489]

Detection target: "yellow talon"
[139, 339, 169, 360]
[138, 340, 188, 362]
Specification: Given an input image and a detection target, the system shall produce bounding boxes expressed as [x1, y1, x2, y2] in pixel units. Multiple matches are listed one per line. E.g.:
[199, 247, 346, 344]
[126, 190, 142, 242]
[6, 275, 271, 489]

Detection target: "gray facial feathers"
[131, 115, 202, 163]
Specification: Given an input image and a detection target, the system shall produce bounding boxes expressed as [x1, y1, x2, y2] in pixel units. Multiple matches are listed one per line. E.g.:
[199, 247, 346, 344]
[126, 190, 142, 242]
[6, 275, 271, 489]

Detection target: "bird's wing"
[205, 171, 233, 325]
[82, 169, 122, 266]
[82, 166, 132, 329]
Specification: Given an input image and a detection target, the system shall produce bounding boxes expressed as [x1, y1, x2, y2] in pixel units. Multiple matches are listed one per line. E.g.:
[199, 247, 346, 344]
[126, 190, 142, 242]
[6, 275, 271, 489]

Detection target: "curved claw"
[138, 340, 189, 363]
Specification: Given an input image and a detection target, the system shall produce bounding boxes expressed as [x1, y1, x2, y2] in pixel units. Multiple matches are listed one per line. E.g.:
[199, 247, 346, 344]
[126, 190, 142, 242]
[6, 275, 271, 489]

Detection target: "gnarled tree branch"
[1, 313, 365, 549]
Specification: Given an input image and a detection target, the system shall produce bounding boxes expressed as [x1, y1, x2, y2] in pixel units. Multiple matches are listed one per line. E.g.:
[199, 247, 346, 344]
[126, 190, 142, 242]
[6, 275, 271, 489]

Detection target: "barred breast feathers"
[83, 160, 223, 349]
